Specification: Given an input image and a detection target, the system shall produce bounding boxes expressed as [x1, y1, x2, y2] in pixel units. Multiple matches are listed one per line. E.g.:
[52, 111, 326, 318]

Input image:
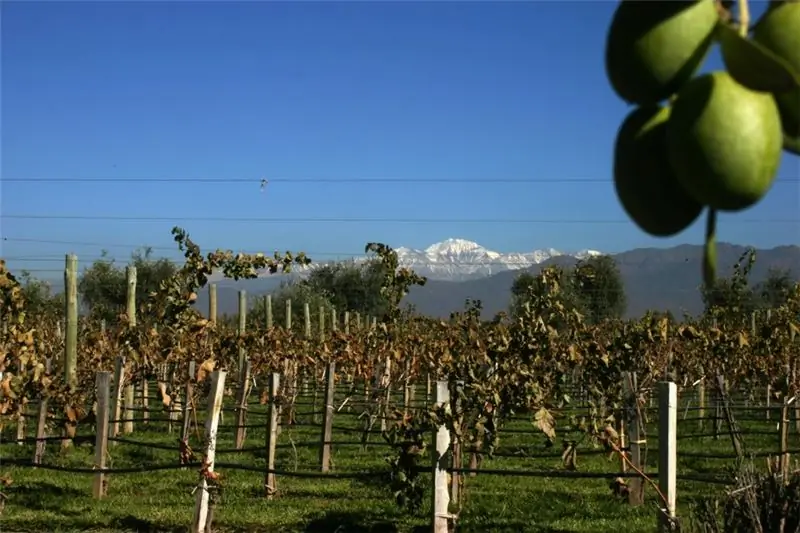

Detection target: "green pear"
[605, 0, 718, 105]
[614, 105, 703, 237]
[753, 1, 800, 151]
[667, 71, 783, 212]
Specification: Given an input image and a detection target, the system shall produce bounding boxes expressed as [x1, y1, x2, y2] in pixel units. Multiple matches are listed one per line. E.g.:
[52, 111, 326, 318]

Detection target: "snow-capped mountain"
[393, 238, 603, 281]
[209, 238, 603, 283]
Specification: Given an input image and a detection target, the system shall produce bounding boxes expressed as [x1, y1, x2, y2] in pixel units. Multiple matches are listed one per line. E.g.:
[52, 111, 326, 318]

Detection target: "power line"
[3, 214, 798, 224]
[3, 176, 605, 183]
[2, 236, 228, 252]
[1, 256, 606, 266]
[1, 238, 369, 257]
[3, 176, 800, 184]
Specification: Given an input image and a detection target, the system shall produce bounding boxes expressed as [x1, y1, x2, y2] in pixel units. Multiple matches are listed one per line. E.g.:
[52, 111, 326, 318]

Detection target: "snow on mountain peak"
[424, 238, 484, 255]
[394, 239, 604, 281]
[236, 238, 606, 283]
[575, 249, 603, 259]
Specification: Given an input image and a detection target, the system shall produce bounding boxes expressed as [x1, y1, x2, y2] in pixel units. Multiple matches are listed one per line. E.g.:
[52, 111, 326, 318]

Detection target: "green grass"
[1, 387, 795, 533]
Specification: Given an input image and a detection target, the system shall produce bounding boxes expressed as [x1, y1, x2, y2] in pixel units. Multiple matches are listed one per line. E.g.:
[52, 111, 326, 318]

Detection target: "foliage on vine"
[2, 233, 800, 518]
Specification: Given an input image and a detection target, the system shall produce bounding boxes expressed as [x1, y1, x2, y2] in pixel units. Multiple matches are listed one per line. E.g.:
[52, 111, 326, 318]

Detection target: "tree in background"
[509, 272, 537, 314]
[78, 247, 178, 322]
[248, 280, 333, 333]
[246, 258, 391, 331]
[510, 269, 580, 318]
[18, 270, 64, 318]
[701, 249, 757, 325]
[510, 255, 627, 324]
[571, 255, 627, 324]
[702, 249, 796, 326]
[300, 258, 390, 319]
[754, 267, 795, 309]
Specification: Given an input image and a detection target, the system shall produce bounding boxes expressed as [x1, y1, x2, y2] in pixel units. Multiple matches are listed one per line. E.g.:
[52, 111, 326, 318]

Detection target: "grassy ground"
[0, 383, 796, 533]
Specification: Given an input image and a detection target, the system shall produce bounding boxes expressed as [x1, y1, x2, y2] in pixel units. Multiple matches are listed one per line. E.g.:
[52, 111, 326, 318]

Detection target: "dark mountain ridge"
[192, 243, 800, 320]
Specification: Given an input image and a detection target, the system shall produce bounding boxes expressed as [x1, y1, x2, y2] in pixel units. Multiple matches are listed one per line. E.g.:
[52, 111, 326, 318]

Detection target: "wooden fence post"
[123, 265, 137, 434]
[235, 360, 252, 449]
[381, 356, 392, 432]
[192, 370, 226, 533]
[779, 395, 791, 479]
[778, 363, 792, 479]
[657, 381, 677, 532]
[141, 378, 149, 424]
[425, 373, 431, 408]
[264, 373, 280, 499]
[180, 361, 196, 469]
[181, 361, 196, 444]
[237, 290, 247, 372]
[715, 374, 743, 458]
[93, 371, 111, 498]
[622, 372, 644, 506]
[110, 356, 126, 443]
[33, 358, 53, 464]
[432, 380, 452, 533]
[449, 380, 464, 507]
[767, 385, 772, 421]
[311, 365, 321, 425]
[167, 364, 180, 432]
[403, 359, 413, 416]
[696, 371, 705, 430]
[319, 362, 336, 472]
[713, 383, 722, 440]
[123, 384, 135, 434]
[265, 294, 273, 329]
[791, 328, 799, 434]
[16, 404, 26, 446]
[64, 254, 78, 388]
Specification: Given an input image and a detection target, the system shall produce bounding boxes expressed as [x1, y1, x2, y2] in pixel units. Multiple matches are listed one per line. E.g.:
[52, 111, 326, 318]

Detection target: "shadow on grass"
[345, 465, 393, 492]
[459, 486, 642, 526]
[110, 515, 185, 533]
[456, 526, 574, 533]
[124, 444, 159, 465]
[303, 511, 400, 533]
[248, 486, 375, 502]
[8, 481, 85, 514]
[302, 512, 576, 533]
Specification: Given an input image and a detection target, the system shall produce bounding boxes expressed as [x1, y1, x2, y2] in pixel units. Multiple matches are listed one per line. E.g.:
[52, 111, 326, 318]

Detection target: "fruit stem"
[738, 0, 750, 36]
[703, 208, 718, 290]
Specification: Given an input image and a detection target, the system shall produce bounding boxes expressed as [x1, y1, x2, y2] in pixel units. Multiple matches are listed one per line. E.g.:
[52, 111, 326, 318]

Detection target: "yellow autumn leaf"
[197, 359, 215, 383]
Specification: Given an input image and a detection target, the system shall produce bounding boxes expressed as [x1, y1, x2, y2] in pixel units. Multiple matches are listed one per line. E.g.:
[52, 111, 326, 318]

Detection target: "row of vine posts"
[2, 232, 799, 533]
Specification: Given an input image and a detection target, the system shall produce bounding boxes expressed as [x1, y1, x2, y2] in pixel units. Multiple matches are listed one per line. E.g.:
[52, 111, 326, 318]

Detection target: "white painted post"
[192, 370, 227, 533]
[432, 380, 452, 533]
[264, 373, 280, 499]
[319, 362, 336, 473]
[658, 381, 677, 531]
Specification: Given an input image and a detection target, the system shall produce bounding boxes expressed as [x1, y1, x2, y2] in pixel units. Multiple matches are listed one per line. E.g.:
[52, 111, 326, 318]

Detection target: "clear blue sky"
[2, 0, 798, 278]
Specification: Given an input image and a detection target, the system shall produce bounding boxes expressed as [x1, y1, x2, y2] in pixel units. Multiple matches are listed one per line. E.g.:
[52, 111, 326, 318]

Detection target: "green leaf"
[717, 21, 800, 93]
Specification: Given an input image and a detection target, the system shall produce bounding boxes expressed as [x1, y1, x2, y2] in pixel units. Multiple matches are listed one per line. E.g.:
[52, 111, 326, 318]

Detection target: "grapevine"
[1, 231, 798, 520]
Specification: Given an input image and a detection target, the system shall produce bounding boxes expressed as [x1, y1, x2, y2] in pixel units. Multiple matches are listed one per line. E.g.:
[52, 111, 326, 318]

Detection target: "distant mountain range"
[205, 237, 602, 283]
[393, 238, 602, 281]
[195, 239, 800, 320]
